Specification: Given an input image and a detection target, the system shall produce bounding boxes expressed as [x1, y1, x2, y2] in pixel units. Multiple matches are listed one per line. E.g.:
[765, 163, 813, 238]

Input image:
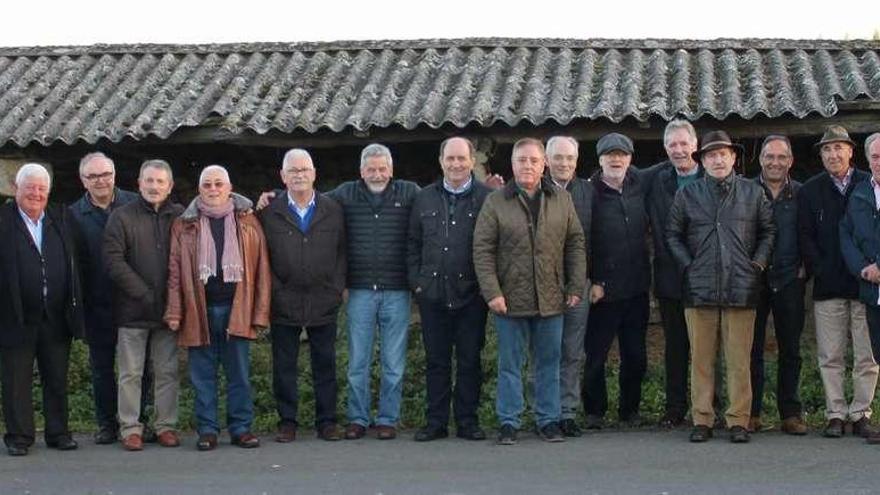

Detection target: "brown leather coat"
[164, 194, 271, 347]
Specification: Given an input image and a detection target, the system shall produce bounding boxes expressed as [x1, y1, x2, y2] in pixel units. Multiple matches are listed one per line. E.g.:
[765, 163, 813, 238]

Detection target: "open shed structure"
[0, 38, 878, 200]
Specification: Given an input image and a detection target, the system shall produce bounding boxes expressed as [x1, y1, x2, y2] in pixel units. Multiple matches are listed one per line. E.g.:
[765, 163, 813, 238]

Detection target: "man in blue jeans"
[473, 138, 586, 445]
[327, 144, 420, 440]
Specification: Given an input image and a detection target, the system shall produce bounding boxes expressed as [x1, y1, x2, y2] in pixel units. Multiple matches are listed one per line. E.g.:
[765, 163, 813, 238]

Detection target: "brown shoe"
[231, 432, 260, 449]
[122, 434, 143, 451]
[275, 424, 297, 443]
[344, 423, 366, 440]
[196, 433, 218, 451]
[375, 425, 397, 440]
[851, 416, 876, 438]
[318, 423, 343, 441]
[747, 416, 762, 433]
[157, 431, 180, 447]
[781, 416, 808, 436]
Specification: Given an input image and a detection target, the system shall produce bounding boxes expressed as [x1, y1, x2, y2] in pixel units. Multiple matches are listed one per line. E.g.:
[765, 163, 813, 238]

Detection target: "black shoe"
[537, 422, 565, 443]
[496, 424, 517, 445]
[584, 415, 604, 430]
[689, 425, 713, 443]
[47, 436, 78, 451]
[823, 418, 845, 438]
[94, 426, 118, 445]
[7, 445, 28, 456]
[619, 413, 644, 428]
[455, 424, 486, 441]
[729, 426, 750, 443]
[559, 418, 582, 437]
[851, 417, 876, 438]
[414, 425, 448, 442]
[659, 412, 686, 428]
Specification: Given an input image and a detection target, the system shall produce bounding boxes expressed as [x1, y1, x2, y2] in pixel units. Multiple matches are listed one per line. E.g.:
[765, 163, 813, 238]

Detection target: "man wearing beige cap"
[799, 125, 878, 438]
[666, 130, 775, 443]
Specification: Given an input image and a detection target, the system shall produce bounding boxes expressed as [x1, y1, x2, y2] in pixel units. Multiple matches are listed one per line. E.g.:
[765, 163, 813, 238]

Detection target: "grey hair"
[760, 135, 793, 154]
[198, 164, 230, 185]
[282, 148, 314, 170]
[360, 143, 393, 169]
[866, 133, 880, 157]
[15, 163, 52, 189]
[78, 152, 115, 175]
[139, 159, 174, 180]
[546, 136, 579, 156]
[663, 119, 698, 145]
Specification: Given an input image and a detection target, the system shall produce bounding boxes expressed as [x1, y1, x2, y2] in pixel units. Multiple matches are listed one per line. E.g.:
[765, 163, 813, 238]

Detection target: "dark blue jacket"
[407, 176, 490, 309]
[755, 177, 802, 292]
[69, 188, 138, 345]
[798, 169, 868, 301]
[840, 179, 880, 307]
[328, 179, 420, 290]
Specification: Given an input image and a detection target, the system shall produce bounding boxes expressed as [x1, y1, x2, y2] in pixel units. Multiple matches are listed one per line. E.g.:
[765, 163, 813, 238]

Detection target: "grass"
[2, 304, 878, 435]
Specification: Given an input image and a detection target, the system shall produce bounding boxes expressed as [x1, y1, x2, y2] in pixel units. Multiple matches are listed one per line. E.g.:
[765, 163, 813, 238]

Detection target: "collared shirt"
[550, 176, 570, 191]
[831, 167, 854, 195]
[871, 177, 880, 211]
[443, 177, 472, 195]
[288, 190, 316, 220]
[18, 207, 45, 254]
[758, 173, 790, 202]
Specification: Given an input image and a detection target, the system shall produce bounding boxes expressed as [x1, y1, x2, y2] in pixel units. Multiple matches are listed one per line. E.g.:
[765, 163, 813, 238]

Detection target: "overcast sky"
[5, 0, 878, 47]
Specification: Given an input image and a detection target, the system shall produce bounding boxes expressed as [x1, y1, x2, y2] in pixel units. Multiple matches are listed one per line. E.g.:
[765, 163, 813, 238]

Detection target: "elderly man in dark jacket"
[582, 133, 651, 429]
[69, 152, 143, 445]
[666, 130, 775, 443]
[0, 163, 84, 456]
[104, 159, 184, 451]
[260, 149, 347, 443]
[645, 119, 705, 427]
[749, 135, 807, 435]
[473, 137, 586, 445]
[408, 137, 491, 442]
[799, 125, 876, 439]
[839, 131, 880, 444]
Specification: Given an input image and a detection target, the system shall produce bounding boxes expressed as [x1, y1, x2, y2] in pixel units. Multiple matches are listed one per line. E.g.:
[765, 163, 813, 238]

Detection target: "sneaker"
[538, 422, 565, 443]
[823, 418, 845, 438]
[851, 417, 876, 438]
[689, 425, 712, 443]
[780, 416, 808, 436]
[496, 424, 517, 445]
[584, 414, 604, 430]
[559, 418, 582, 437]
[729, 425, 750, 443]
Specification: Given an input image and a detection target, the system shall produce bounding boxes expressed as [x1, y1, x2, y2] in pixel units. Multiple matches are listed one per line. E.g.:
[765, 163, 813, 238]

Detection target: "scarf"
[196, 198, 243, 284]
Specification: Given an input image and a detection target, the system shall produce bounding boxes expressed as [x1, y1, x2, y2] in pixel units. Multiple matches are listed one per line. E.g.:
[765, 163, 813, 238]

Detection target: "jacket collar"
[180, 192, 253, 220]
[502, 177, 556, 200]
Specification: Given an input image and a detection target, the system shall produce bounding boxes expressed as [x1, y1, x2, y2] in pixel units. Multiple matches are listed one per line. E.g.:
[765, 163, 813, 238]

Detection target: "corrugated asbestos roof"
[0, 38, 878, 147]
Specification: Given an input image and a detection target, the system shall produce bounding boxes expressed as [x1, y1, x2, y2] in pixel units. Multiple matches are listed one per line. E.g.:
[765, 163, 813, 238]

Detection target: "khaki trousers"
[685, 307, 756, 429]
[814, 299, 878, 421]
[117, 326, 179, 437]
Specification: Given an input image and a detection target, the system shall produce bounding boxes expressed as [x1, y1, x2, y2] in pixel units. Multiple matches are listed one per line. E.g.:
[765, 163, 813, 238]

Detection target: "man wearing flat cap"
[582, 132, 652, 429]
[666, 130, 775, 443]
[799, 125, 877, 439]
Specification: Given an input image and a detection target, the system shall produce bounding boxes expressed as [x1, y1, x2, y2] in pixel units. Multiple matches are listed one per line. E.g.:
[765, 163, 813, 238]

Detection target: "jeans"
[418, 298, 487, 428]
[346, 289, 411, 427]
[751, 279, 805, 419]
[495, 314, 563, 429]
[272, 322, 338, 429]
[583, 293, 649, 419]
[188, 305, 254, 436]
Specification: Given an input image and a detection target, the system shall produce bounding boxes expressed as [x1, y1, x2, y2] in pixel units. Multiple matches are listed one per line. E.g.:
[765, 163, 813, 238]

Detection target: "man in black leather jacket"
[666, 130, 775, 444]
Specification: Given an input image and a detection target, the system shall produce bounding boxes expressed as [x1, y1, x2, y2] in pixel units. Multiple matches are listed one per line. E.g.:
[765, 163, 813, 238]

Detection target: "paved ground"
[2, 427, 878, 495]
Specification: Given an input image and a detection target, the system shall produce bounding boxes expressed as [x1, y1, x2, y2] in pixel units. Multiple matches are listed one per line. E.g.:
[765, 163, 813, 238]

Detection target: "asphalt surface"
[2, 427, 879, 495]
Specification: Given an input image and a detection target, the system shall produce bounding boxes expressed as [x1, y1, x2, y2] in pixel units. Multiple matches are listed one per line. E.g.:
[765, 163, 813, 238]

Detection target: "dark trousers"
[583, 293, 649, 418]
[751, 279, 805, 419]
[1, 322, 71, 448]
[658, 297, 690, 417]
[88, 339, 153, 430]
[863, 304, 880, 375]
[272, 322, 338, 429]
[418, 298, 488, 428]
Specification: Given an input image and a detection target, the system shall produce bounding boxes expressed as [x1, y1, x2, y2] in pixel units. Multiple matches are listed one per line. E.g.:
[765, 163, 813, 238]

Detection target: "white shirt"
[17, 207, 44, 254]
[287, 191, 316, 219]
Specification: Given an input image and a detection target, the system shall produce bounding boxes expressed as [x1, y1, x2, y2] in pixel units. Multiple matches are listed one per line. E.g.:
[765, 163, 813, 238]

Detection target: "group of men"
[2, 121, 880, 456]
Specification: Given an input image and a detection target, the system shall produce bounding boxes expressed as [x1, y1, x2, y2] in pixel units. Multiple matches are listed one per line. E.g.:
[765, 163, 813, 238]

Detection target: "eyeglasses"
[284, 167, 313, 176]
[82, 172, 114, 181]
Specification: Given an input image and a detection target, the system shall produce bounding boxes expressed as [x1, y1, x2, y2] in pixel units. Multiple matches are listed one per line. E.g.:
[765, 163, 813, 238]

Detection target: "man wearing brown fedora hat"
[666, 130, 775, 443]
[800, 125, 878, 439]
